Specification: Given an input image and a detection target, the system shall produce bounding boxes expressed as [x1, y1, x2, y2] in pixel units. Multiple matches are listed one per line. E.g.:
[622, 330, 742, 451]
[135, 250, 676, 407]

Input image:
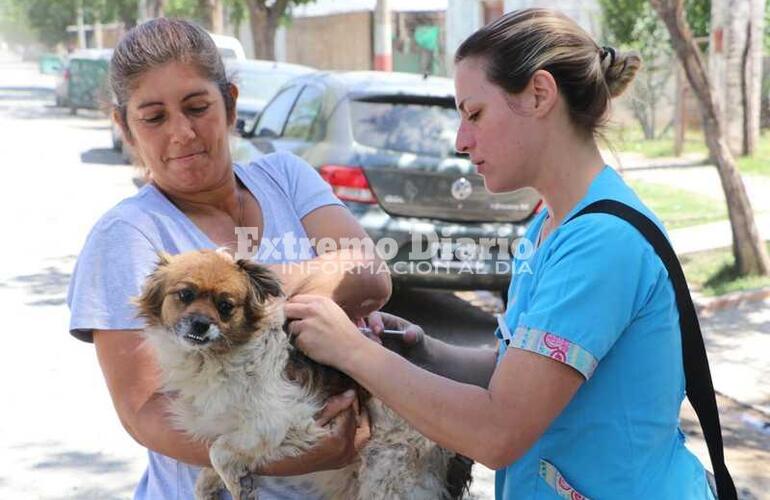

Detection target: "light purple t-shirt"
[67, 152, 344, 500]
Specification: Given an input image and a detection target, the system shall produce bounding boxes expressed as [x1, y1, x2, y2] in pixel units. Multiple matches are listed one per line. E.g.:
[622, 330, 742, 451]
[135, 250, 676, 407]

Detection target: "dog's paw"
[238, 473, 260, 500]
[194, 467, 226, 500]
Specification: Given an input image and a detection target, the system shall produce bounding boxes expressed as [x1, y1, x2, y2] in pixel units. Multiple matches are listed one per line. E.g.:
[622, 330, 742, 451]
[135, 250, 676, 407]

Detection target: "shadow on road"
[34, 450, 132, 474]
[384, 287, 498, 348]
[0, 87, 54, 101]
[11, 266, 71, 307]
[81, 147, 128, 166]
[0, 98, 107, 122]
[680, 396, 770, 499]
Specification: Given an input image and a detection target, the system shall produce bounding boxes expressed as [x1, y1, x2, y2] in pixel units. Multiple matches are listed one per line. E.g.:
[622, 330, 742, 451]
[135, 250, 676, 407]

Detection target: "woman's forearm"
[132, 393, 212, 467]
[274, 249, 391, 318]
[338, 341, 506, 467]
[406, 336, 497, 388]
[131, 393, 353, 476]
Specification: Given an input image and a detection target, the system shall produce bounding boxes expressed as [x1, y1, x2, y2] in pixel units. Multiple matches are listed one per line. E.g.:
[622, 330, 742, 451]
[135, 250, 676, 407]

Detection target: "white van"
[209, 33, 246, 60]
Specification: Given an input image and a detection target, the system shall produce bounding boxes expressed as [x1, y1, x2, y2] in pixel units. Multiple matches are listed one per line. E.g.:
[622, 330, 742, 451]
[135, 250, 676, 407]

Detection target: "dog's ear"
[134, 253, 172, 324]
[236, 259, 284, 303]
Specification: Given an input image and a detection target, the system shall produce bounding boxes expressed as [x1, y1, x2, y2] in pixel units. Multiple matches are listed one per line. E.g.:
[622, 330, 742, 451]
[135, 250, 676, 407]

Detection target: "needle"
[358, 327, 406, 337]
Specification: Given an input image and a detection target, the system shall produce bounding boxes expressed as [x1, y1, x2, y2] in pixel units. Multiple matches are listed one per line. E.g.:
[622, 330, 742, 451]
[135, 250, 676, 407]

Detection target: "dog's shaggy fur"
[136, 250, 472, 500]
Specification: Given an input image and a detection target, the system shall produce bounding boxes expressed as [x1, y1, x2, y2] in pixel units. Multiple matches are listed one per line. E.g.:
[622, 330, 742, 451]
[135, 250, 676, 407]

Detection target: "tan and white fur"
[136, 250, 472, 500]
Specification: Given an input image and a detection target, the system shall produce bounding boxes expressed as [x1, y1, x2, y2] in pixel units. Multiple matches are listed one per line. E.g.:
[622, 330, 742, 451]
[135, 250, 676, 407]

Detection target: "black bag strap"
[566, 199, 737, 500]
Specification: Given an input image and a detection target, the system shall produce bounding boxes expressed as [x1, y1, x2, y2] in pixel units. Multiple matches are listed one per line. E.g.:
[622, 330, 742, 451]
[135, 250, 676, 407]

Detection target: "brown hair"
[455, 8, 642, 135]
[109, 18, 235, 139]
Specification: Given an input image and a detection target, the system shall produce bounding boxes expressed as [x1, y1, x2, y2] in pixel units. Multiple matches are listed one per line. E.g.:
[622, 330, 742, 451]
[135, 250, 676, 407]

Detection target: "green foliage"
[1, 0, 317, 48]
[681, 243, 770, 296]
[1, 0, 142, 47]
[164, 0, 209, 21]
[765, 0, 770, 52]
[23, 0, 78, 46]
[684, 0, 711, 39]
[600, 0, 710, 49]
[100, 0, 139, 28]
[0, 0, 35, 44]
[626, 178, 726, 229]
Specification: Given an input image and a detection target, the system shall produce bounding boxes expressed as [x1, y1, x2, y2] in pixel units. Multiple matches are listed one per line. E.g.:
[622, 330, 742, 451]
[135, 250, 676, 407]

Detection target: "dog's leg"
[209, 436, 257, 500]
[195, 467, 226, 500]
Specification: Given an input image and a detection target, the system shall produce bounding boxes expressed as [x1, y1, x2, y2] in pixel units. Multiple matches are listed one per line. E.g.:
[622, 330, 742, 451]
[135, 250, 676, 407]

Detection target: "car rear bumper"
[390, 266, 511, 290]
[352, 207, 530, 292]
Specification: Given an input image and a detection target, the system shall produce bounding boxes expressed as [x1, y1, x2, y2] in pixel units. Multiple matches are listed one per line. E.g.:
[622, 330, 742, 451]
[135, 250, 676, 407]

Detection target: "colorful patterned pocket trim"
[509, 326, 598, 379]
[539, 459, 591, 500]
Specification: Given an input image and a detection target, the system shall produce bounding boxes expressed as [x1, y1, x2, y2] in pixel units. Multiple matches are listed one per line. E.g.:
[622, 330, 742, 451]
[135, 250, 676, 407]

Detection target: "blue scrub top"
[495, 166, 715, 499]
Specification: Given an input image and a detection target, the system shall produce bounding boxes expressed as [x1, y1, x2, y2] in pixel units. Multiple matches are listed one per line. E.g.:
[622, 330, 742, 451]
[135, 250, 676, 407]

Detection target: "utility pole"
[373, 0, 392, 71]
[673, 63, 687, 157]
[77, 0, 87, 49]
[138, 0, 165, 23]
[138, 0, 147, 23]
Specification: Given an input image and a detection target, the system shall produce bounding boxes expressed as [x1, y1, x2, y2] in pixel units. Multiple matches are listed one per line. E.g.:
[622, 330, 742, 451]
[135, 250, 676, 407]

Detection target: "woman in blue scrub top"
[286, 8, 716, 499]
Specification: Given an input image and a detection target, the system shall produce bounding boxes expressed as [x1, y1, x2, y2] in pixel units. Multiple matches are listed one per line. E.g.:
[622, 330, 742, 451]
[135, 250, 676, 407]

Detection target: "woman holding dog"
[287, 8, 719, 499]
[67, 19, 389, 499]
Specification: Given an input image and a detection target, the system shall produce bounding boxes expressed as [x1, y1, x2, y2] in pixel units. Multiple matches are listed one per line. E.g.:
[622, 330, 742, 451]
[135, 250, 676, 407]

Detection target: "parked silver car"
[226, 59, 315, 135]
[245, 71, 541, 296]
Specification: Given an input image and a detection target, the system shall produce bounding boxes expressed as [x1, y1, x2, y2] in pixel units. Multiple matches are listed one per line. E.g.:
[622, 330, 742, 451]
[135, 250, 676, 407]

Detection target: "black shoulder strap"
[567, 199, 737, 500]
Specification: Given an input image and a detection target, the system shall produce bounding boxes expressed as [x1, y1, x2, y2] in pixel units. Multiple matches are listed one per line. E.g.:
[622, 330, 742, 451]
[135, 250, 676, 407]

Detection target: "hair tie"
[600, 46, 617, 67]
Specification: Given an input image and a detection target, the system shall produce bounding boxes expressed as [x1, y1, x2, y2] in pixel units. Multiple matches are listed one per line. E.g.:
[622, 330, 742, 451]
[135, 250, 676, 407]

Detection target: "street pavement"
[0, 59, 767, 499]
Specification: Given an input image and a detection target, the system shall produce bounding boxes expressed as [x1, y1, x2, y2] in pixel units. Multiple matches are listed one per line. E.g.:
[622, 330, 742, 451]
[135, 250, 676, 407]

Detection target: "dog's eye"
[216, 300, 234, 317]
[178, 289, 196, 304]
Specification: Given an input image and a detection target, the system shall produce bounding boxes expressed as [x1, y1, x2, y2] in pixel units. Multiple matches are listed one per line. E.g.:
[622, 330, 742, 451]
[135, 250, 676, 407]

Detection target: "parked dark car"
[54, 49, 112, 113]
[226, 59, 315, 136]
[246, 71, 541, 295]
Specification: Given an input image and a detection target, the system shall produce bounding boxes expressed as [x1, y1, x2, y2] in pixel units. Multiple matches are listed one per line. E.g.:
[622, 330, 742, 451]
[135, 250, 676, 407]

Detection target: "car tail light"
[319, 165, 377, 204]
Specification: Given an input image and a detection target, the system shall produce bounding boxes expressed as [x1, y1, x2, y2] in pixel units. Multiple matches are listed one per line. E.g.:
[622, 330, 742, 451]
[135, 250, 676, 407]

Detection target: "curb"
[618, 158, 711, 172]
[693, 287, 770, 315]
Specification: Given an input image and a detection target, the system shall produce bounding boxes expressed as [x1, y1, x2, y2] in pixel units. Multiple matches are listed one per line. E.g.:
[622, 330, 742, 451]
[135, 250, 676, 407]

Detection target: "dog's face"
[136, 250, 283, 351]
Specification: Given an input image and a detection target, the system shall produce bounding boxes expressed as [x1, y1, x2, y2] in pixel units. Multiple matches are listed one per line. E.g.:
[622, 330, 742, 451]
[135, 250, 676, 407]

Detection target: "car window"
[238, 71, 306, 102]
[283, 85, 324, 141]
[254, 85, 303, 138]
[218, 48, 237, 59]
[350, 99, 460, 157]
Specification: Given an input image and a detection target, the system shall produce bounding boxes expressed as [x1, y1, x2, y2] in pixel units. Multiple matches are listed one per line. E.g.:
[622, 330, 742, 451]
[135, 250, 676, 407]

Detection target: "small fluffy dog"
[136, 250, 472, 500]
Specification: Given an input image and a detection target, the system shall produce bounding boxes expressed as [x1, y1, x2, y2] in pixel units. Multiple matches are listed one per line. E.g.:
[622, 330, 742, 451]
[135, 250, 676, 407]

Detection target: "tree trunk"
[674, 63, 687, 156]
[244, 0, 289, 60]
[651, 0, 770, 276]
[709, 0, 764, 156]
[148, 0, 165, 18]
[199, 0, 224, 33]
[744, 0, 766, 155]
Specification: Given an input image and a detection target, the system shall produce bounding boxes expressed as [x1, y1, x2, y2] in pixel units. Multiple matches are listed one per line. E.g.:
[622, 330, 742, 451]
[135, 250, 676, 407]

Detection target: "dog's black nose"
[191, 317, 211, 336]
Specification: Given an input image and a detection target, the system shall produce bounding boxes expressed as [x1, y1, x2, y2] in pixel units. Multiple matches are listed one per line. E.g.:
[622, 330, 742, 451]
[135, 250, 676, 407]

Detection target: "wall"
[284, 12, 373, 70]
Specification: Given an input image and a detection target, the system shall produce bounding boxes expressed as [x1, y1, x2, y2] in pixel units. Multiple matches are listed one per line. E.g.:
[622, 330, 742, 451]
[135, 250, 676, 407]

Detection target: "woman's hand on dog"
[256, 389, 371, 475]
[363, 310, 425, 345]
[285, 295, 430, 369]
[361, 311, 432, 364]
[311, 389, 371, 469]
[286, 295, 367, 367]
